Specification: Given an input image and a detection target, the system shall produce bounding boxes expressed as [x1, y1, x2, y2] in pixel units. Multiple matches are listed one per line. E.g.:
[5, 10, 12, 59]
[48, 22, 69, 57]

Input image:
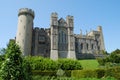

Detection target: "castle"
[16, 8, 105, 60]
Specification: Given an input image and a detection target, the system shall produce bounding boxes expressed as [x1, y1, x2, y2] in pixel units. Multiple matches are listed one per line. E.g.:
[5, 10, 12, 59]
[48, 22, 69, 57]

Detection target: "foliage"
[71, 70, 95, 78]
[0, 55, 5, 61]
[32, 70, 56, 76]
[32, 75, 117, 80]
[57, 59, 83, 70]
[32, 70, 71, 77]
[94, 69, 105, 78]
[22, 59, 32, 80]
[25, 56, 58, 71]
[25, 56, 83, 71]
[97, 49, 120, 66]
[0, 55, 5, 69]
[102, 50, 109, 55]
[111, 49, 120, 55]
[97, 58, 106, 66]
[71, 66, 120, 80]
[0, 40, 32, 80]
[0, 48, 6, 55]
[105, 66, 120, 80]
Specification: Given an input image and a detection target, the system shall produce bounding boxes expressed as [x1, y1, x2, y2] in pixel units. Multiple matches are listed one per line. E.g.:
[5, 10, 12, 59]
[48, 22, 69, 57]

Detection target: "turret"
[66, 15, 76, 59]
[16, 8, 35, 56]
[50, 12, 59, 60]
[66, 15, 74, 27]
[50, 12, 58, 26]
[97, 26, 105, 51]
[97, 26, 102, 32]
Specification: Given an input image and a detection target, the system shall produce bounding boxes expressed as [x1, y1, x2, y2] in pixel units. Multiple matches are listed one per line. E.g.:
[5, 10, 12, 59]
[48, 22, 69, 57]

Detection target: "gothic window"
[62, 31, 64, 43]
[81, 43, 83, 50]
[98, 46, 100, 50]
[59, 31, 67, 43]
[64, 34, 66, 43]
[91, 44, 94, 50]
[58, 30, 67, 51]
[59, 32, 60, 42]
[87, 43, 89, 50]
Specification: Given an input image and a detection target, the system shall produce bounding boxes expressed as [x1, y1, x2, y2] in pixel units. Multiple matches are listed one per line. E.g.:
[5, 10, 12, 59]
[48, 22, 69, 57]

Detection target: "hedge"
[71, 67, 120, 79]
[25, 56, 83, 71]
[105, 66, 120, 80]
[71, 69, 106, 78]
[32, 70, 71, 77]
[32, 67, 120, 79]
[32, 70, 56, 76]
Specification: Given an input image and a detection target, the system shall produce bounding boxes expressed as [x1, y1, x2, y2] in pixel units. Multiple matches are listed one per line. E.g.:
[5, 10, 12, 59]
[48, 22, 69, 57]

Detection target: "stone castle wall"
[16, 8, 105, 59]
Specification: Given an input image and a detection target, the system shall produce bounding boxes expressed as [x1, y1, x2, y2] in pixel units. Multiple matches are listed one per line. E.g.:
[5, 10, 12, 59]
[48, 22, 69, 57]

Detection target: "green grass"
[32, 76, 117, 80]
[79, 59, 99, 70]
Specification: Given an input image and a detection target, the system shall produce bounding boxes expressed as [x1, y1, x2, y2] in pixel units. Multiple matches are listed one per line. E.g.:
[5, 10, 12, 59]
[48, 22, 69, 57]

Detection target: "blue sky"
[0, 0, 120, 53]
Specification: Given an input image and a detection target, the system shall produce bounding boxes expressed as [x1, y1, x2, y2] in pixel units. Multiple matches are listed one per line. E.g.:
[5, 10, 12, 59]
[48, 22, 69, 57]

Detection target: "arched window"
[86, 43, 89, 50]
[59, 31, 67, 43]
[81, 43, 83, 50]
[91, 44, 94, 50]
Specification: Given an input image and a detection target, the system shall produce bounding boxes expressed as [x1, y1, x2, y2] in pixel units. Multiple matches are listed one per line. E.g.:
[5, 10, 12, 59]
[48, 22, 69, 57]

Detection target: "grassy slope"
[79, 59, 99, 70]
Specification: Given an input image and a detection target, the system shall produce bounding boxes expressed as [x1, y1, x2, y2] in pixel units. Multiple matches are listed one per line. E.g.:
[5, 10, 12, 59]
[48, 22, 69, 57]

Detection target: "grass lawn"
[79, 59, 99, 70]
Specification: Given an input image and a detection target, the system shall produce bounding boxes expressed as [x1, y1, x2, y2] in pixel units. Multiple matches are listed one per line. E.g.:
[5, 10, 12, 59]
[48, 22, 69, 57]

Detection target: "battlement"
[51, 12, 58, 18]
[66, 15, 74, 20]
[97, 26, 102, 31]
[18, 8, 35, 18]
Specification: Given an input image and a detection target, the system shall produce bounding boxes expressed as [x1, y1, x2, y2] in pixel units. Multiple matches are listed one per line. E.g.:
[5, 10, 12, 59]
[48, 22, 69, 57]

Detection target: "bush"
[57, 59, 83, 70]
[72, 69, 105, 79]
[32, 70, 56, 76]
[71, 70, 95, 78]
[25, 56, 59, 71]
[94, 69, 105, 78]
[105, 66, 120, 80]
[32, 76, 117, 80]
[0, 40, 32, 80]
[97, 49, 120, 66]
[25, 56, 83, 71]
[71, 67, 120, 79]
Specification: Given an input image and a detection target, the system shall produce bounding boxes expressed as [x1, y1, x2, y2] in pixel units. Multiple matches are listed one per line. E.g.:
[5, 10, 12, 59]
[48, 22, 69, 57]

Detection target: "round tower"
[97, 26, 102, 32]
[16, 8, 35, 56]
[97, 26, 105, 52]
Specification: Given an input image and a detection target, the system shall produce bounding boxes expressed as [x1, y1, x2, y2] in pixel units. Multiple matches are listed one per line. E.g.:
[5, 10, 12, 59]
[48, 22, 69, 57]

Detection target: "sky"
[0, 0, 120, 53]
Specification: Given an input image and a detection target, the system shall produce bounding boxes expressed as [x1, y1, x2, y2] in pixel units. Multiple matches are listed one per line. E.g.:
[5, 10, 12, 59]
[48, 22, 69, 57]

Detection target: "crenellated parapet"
[51, 12, 58, 18]
[66, 15, 74, 27]
[18, 8, 35, 18]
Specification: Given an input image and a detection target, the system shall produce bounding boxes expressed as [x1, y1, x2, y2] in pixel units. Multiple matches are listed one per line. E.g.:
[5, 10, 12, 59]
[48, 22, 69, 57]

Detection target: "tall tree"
[0, 40, 32, 80]
[0, 48, 6, 55]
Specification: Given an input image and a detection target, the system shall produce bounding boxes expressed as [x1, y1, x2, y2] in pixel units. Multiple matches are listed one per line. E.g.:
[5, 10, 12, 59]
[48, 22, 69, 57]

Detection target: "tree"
[0, 48, 6, 55]
[97, 49, 120, 66]
[0, 40, 32, 80]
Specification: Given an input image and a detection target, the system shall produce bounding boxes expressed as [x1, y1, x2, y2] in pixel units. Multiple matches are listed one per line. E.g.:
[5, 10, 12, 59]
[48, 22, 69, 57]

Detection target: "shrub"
[71, 70, 95, 78]
[105, 66, 120, 80]
[72, 69, 106, 79]
[32, 70, 56, 76]
[25, 56, 59, 71]
[0, 40, 32, 80]
[94, 69, 105, 78]
[25, 56, 83, 71]
[57, 59, 83, 70]
[71, 67, 120, 79]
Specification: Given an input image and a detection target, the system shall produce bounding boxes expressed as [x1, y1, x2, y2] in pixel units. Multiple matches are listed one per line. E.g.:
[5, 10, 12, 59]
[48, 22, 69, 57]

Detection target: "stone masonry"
[16, 8, 105, 60]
